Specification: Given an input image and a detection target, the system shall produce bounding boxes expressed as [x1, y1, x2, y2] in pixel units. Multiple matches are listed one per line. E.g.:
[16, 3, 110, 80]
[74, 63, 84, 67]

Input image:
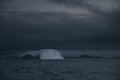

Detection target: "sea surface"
[0, 58, 120, 80]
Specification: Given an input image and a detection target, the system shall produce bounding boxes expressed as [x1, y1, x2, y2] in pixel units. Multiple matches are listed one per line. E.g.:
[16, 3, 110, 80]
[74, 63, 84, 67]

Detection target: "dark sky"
[0, 0, 120, 51]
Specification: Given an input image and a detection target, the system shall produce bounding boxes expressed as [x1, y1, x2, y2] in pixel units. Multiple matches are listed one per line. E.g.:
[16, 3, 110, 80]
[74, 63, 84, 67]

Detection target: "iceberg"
[40, 49, 64, 60]
[18, 49, 64, 60]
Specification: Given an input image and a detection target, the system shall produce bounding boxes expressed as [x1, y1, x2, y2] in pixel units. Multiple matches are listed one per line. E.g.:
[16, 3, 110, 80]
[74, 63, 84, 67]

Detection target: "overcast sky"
[0, 0, 120, 51]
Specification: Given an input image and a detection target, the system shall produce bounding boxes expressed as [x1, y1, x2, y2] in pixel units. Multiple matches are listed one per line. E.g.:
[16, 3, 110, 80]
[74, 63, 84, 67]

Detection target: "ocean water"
[0, 49, 120, 80]
[0, 58, 120, 80]
[61, 49, 120, 57]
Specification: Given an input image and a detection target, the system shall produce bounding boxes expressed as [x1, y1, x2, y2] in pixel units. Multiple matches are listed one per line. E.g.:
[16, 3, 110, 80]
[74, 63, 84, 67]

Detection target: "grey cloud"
[52, 0, 85, 6]
[0, 0, 120, 50]
[0, 11, 112, 36]
[0, 11, 120, 39]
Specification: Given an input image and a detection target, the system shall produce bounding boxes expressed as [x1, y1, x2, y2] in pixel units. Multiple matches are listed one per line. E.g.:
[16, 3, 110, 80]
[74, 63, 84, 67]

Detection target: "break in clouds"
[0, 0, 120, 50]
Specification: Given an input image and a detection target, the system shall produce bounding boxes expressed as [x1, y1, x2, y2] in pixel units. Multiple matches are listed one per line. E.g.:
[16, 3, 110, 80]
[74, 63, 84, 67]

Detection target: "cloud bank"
[0, 0, 120, 50]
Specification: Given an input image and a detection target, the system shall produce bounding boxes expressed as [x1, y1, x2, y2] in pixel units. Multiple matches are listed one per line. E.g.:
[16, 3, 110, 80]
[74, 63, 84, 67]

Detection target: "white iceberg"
[40, 49, 64, 60]
[18, 49, 64, 60]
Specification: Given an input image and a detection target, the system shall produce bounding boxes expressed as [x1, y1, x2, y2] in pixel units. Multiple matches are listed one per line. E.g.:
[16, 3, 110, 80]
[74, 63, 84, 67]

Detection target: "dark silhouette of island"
[64, 54, 102, 59]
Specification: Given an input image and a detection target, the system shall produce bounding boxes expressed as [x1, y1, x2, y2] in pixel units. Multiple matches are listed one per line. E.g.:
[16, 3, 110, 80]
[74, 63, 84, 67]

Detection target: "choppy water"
[0, 58, 120, 80]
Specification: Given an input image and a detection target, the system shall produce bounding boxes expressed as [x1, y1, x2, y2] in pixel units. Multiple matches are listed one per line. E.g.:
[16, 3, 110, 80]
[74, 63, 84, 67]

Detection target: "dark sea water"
[0, 58, 120, 80]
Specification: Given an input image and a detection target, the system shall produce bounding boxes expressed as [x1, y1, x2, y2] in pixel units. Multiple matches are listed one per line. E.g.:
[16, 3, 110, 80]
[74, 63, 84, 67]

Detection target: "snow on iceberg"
[40, 49, 64, 60]
[18, 49, 64, 60]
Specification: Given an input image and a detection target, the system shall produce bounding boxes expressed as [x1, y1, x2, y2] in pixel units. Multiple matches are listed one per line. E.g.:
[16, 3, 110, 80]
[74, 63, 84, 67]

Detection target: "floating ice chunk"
[40, 49, 64, 60]
[18, 49, 64, 60]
